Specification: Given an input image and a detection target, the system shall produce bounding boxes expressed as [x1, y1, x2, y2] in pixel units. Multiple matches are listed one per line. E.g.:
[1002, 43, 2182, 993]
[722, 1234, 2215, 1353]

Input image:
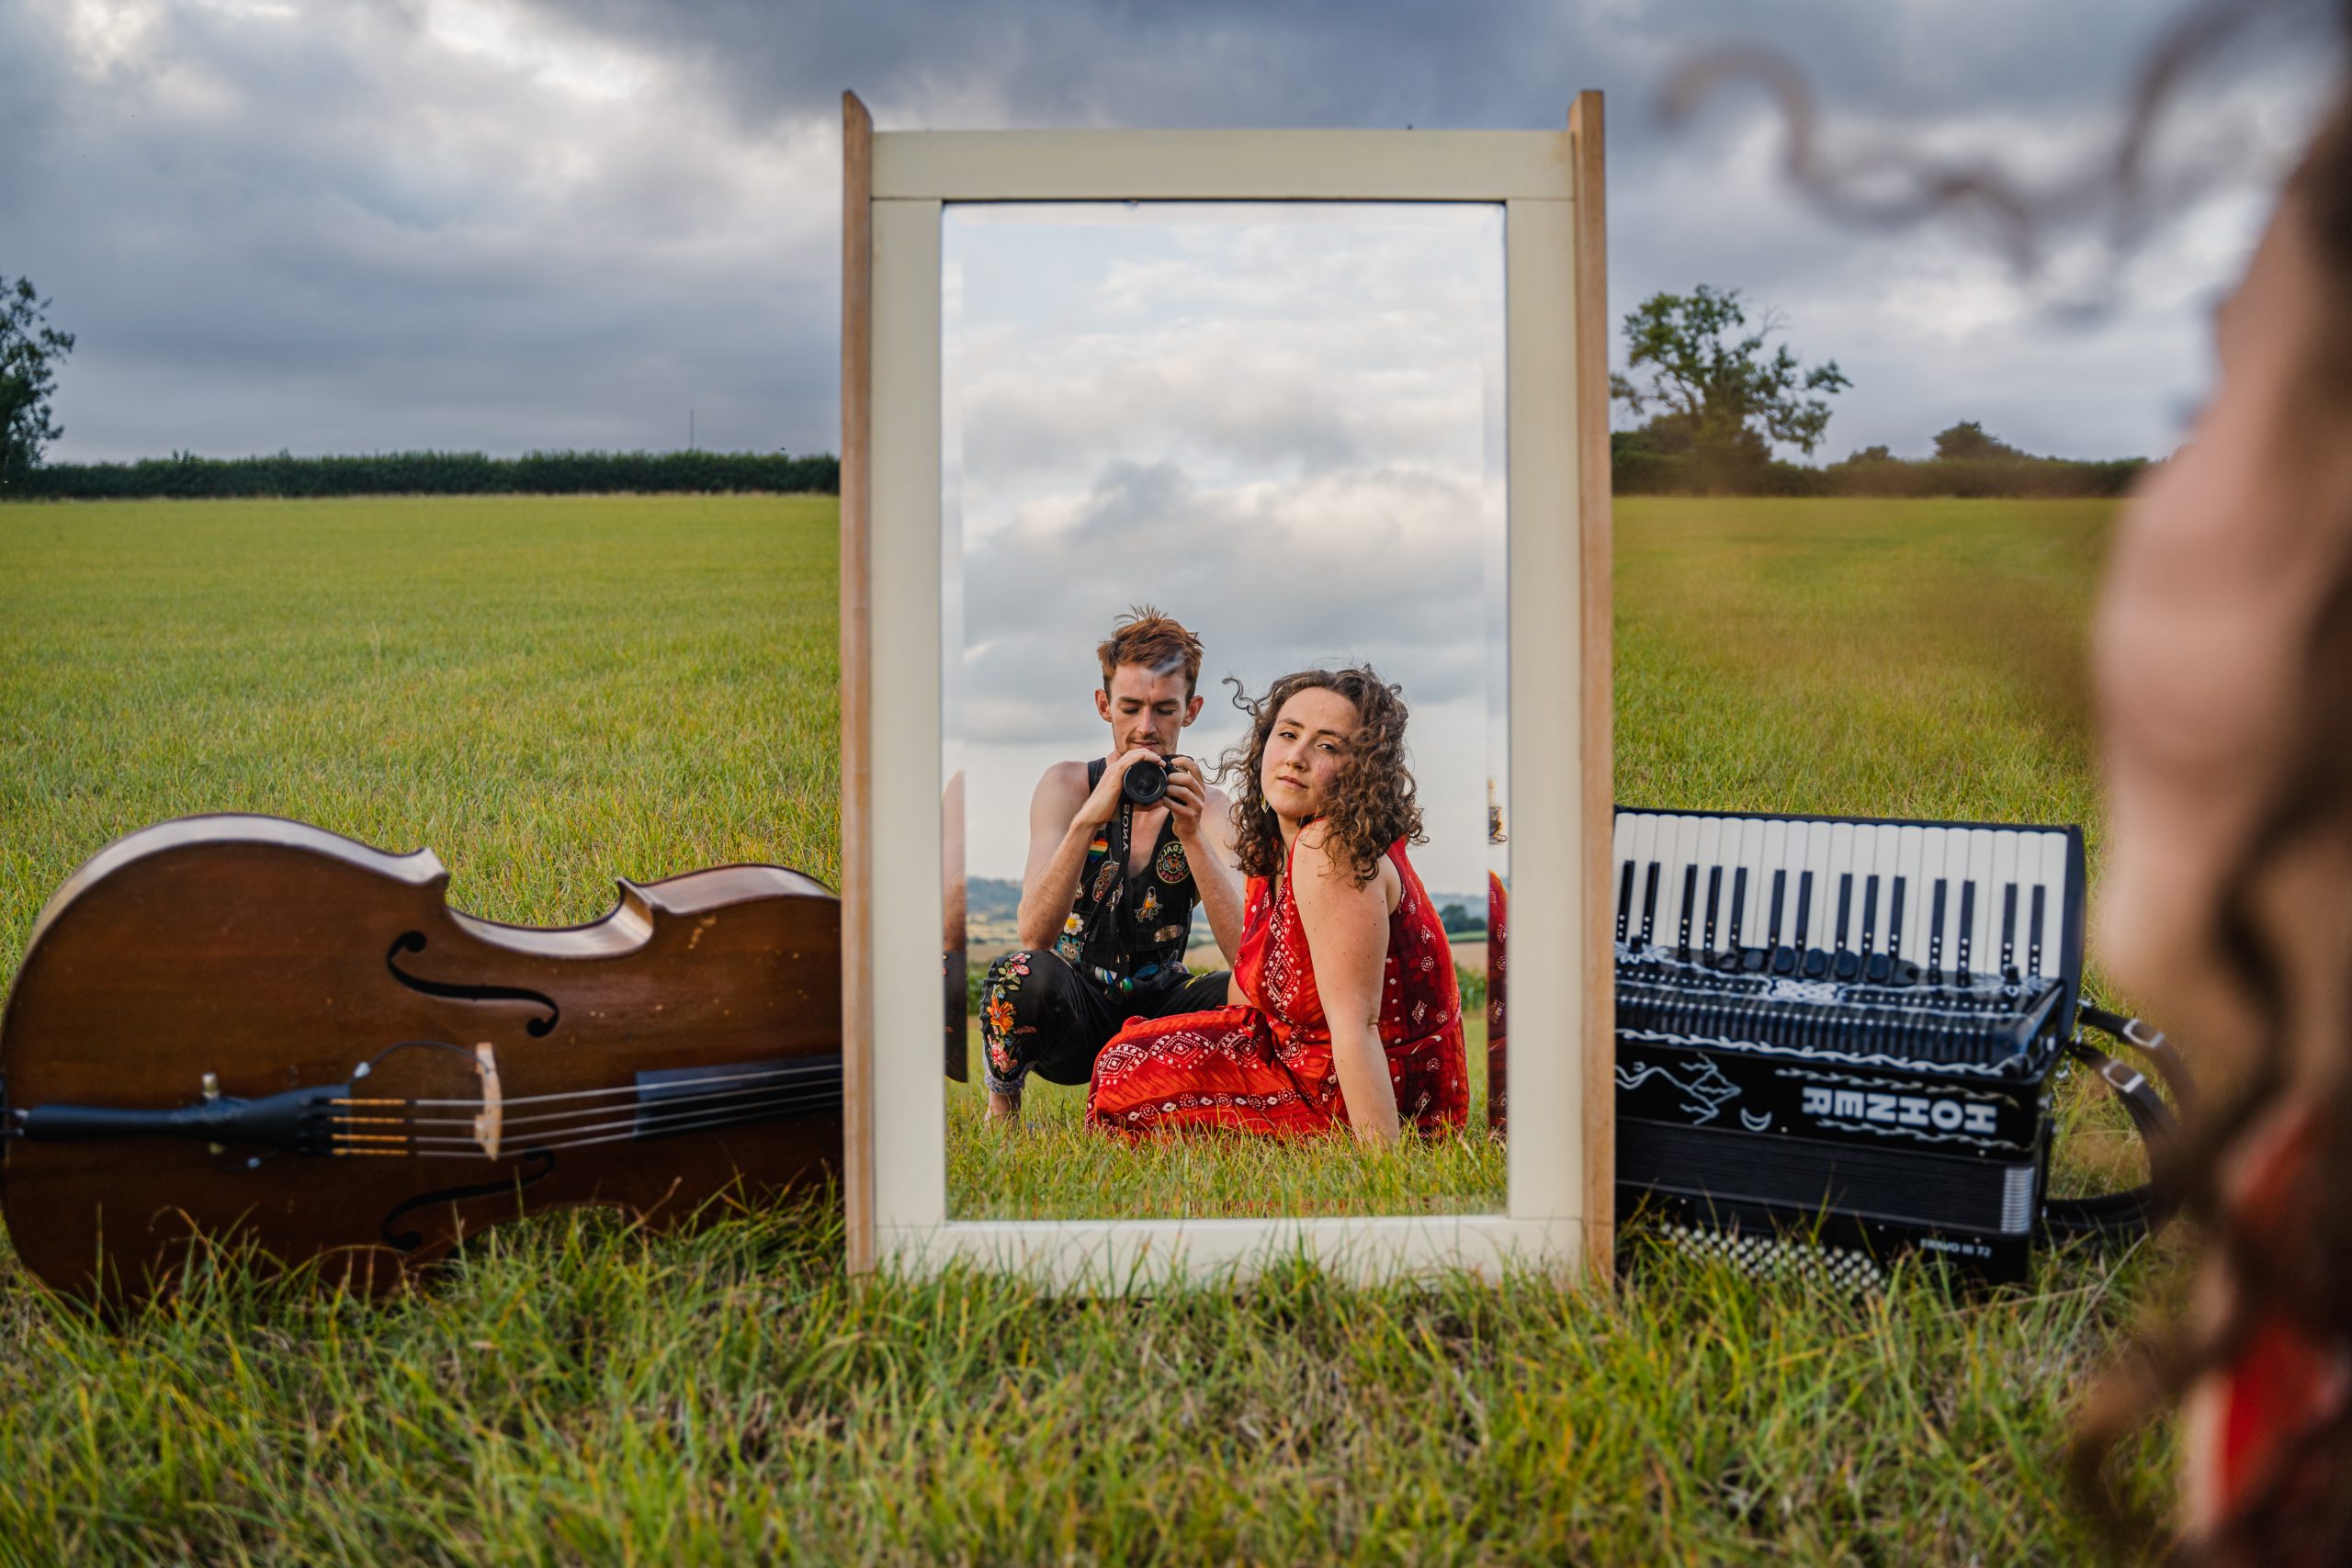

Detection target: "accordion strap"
[2039, 1005, 2190, 1241]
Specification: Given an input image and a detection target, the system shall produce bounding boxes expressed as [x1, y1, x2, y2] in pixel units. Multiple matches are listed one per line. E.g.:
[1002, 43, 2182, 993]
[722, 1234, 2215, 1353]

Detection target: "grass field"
[945, 1018, 1508, 1219]
[0, 493, 2177, 1562]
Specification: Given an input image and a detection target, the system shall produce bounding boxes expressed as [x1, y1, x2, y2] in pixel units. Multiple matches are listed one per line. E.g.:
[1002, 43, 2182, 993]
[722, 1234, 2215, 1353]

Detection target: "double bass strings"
[333, 1092, 839, 1156]
[446, 1091, 841, 1155]
[397, 1070, 840, 1134]
[385, 1084, 833, 1145]
[401, 1058, 840, 1112]
[330, 1080, 840, 1157]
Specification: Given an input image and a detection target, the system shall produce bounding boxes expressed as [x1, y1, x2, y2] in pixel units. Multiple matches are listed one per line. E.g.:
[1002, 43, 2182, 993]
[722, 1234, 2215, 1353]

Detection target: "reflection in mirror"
[942, 202, 1508, 1220]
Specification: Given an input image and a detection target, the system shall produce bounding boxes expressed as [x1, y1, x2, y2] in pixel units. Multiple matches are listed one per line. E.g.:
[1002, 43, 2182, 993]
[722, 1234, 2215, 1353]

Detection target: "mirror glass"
[941, 201, 1508, 1219]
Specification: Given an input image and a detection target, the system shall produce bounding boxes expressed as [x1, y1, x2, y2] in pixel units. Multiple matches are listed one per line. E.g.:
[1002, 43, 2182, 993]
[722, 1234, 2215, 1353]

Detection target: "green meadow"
[0, 493, 2175, 1563]
[945, 1015, 1506, 1220]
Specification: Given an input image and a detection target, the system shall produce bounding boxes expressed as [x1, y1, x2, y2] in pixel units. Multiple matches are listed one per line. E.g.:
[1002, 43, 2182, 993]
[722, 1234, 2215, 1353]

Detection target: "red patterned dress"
[1085, 835, 1469, 1137]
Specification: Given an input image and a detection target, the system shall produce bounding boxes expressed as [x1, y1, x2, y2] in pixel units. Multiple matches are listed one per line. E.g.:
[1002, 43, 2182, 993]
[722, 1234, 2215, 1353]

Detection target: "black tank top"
[1052, 757, 1203, 990]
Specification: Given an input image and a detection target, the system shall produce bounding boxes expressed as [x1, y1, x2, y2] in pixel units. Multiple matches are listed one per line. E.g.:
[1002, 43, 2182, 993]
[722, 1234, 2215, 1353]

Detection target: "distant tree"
[1610, 285, 1849, 490]
[1437, 903, 1486, 935]
[1932, 421, 2016, 461]
[1, 276, 74, 479]
[1849, 444, 1893, 463]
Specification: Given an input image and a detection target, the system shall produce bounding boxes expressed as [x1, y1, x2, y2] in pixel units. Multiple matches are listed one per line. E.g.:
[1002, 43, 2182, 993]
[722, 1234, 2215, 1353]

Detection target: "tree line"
[1612, 427, 2149, 499]
[9, 448, 840, 501]
[1, 277, 843, 499]
[1611, 286, 2149, 498]
[5, 268, 2147, 502]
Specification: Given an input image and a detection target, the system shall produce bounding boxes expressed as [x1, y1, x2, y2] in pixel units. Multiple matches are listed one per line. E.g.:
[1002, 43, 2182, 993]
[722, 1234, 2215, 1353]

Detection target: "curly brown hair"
[2073, 85, 2352, 1564]
[1218, 666, 1425, 887]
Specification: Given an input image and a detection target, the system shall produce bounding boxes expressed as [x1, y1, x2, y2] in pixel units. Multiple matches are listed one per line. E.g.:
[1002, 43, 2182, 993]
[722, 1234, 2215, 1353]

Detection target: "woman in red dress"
[1086, 666, 1468, 1144]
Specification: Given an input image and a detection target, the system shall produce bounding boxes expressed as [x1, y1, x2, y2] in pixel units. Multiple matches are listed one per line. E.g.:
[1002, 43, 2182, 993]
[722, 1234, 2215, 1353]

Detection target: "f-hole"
[385, 931, 560, 1037]
[380, 1146, 558, 1252]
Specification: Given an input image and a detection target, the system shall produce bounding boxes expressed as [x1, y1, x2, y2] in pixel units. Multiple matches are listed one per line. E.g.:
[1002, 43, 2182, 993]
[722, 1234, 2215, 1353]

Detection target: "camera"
[1122, 756, 1171, 807]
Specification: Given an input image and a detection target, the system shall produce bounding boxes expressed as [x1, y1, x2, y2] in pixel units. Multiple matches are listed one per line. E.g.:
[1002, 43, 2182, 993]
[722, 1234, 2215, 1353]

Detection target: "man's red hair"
[1097, 605, 1203, 696]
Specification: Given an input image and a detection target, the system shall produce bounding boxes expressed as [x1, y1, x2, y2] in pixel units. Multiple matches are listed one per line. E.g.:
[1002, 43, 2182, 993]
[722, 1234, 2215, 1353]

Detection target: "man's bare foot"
[987, 1089, 1023, 1125]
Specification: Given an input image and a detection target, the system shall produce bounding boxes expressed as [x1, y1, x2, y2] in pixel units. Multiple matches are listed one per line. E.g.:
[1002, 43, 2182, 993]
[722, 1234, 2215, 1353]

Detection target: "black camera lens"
[1122, 758, 1169, 807]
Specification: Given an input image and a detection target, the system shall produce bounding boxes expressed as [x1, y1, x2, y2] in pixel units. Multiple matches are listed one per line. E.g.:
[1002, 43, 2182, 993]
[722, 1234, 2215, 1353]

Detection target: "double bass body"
[0, 816, 842, 1302]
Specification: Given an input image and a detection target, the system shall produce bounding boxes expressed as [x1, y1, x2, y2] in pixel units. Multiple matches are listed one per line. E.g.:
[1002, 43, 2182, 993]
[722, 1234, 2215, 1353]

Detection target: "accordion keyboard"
[1615, 811, 2076, 987]
[1612, 810, 2084, 1074]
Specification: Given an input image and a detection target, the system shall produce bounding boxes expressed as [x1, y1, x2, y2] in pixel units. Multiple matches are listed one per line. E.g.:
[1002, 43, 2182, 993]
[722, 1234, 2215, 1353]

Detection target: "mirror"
[940, 201, 1509, 1220]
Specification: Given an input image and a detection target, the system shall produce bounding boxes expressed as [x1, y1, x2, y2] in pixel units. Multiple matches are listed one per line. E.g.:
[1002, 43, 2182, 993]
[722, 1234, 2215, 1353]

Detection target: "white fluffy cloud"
[947, 209, 1504, 890]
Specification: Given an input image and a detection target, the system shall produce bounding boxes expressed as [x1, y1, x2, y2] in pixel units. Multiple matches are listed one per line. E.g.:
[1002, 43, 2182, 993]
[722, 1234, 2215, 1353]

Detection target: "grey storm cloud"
[959, 457, 1488, 750]
[5, 0, 2344, 463]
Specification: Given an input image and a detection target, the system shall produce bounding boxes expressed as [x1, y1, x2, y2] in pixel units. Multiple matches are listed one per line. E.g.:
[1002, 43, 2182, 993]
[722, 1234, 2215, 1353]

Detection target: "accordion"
[1611, 807, 2091, 1286]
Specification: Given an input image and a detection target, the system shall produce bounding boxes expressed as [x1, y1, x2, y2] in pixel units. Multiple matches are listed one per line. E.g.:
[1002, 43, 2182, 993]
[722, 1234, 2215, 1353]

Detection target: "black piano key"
[2029, 885, 2047, 976]
[2000, 883, 2019, 979]
[1770, 870, 1796, 976]
[1616, 860, 1635, 942]
[1730, 867, 1757, 969]
[1860, 874, 1880, 954]
[1831, 874, 1859, 979]
[1887, 875, 1907, 961]
[1957, 881, 1976, 981]
[1703, 865, 1724, 954]
[1640, 862, 1661, 947]
[1678, 864, 1698, 956]
[1928, 878, 1948, 979]
[1792, 871, 1815, 952]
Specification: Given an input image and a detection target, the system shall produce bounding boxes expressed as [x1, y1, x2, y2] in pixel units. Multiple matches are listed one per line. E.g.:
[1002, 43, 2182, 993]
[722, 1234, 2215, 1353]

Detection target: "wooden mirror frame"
[840, 91, 1613, 1285]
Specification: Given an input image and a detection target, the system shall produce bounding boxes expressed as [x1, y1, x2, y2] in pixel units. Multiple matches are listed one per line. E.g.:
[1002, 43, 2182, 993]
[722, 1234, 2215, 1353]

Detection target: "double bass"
[0, 816, 842, 1302]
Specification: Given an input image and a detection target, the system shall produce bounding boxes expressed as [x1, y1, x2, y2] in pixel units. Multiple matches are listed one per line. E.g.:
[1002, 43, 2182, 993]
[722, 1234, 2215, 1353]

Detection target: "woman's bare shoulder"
[1295, 821, 1388, 904]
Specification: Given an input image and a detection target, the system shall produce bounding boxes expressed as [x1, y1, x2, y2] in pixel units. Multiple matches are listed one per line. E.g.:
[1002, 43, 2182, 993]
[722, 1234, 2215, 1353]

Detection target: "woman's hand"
[1291, 822, 1400, 1145]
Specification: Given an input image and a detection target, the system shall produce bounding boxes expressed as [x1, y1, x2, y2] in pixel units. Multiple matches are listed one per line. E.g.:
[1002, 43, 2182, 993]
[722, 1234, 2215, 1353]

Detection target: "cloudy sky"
[6, 0, 2342, 470]
[946, 204, 1506, 889]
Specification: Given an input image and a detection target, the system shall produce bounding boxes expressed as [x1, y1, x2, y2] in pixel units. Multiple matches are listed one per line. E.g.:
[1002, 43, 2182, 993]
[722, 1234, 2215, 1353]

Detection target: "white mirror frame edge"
[840, 92, 1615, 1288]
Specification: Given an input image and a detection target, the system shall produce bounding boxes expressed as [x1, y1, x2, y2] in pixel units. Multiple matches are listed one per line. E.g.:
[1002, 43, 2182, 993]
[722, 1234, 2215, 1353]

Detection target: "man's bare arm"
[1014, 763, 1095, 952]
[1187, 783, 1247, 964]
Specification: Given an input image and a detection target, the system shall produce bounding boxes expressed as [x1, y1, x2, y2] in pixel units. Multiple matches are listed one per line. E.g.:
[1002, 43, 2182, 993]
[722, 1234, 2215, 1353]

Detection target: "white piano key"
[1801, 818, 1836, 956]
[1917, 826, 1951, 969]
[1941, 828, 1973, 972]
[1990, 829, 2021, 973]
[1692, 816, 1725, 950]
[1827, 821, 1859, 953]
[1611, 811, 1639, 940]
[1780, 818, 1810, 948]
[1734, 818, 1768, 948]
[1963, 829, 1997, 976]
[1866, 825, 1902, 954]
[1644, 812, 1675, 951]
[1851, 826, 1877, 952]
[1893, 825, 1927, 964]
[1801, 822, 1824, 954]
[2030, 830, 2069, 976]
[1758, 819, 1790, 944]
[1657, 814, 1697, 953]
[1627, 813, 1660, 946]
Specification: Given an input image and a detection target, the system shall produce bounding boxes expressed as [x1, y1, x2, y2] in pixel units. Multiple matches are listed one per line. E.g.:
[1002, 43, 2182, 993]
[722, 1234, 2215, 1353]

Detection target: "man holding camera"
[979, 607, 1245, 1123]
